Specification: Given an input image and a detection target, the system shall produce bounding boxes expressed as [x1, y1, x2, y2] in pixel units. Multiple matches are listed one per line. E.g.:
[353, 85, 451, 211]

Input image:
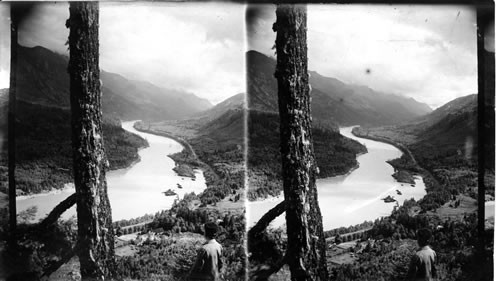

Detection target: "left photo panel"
[0, 2, 246, 280]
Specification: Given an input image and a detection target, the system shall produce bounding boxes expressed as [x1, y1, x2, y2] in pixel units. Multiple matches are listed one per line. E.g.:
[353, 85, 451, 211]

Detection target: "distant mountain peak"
[194, 93, 244, 121]
[247, 49, 432, 126]
[17, 44, 212, 121]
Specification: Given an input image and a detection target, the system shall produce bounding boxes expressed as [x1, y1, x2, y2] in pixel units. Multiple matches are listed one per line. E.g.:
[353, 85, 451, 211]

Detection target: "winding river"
[248, 126, 428, 230]
[17, 121, 207, 222]
[15, 124, 495, 227]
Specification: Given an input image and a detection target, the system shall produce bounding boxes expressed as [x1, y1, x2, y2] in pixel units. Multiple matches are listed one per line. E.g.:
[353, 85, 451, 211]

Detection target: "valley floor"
[40, 232, 208, 281]
[325, 127, 495, 280]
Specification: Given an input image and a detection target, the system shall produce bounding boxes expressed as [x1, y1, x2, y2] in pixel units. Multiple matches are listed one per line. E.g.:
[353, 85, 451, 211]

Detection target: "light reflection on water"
[17, 121, 207, 222]
[248, 126, 427, 230]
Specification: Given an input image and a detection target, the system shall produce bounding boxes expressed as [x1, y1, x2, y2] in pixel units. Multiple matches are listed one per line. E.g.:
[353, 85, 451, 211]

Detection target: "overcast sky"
[0, 4, 9, 90]
[0, 4, 493, 108]
[0, 2, 245, 105]
[247, 4, 480, 109]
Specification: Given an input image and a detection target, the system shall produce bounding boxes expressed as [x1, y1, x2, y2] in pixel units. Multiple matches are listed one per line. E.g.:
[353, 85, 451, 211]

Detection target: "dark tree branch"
[40, 242, 81, 279]
[39, 193, 77, 229]
[248, 201, 287, 280]
[248, 200, 287, 240]
[250, 253, 289, 281]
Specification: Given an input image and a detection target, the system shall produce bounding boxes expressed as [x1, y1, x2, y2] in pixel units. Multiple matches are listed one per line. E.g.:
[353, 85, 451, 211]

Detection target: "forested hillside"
[338, 91, 494, 280]
[134, 93, 245, 206]
[130, 94, 246, 280]
[247, 50, 372, 200]
[247, 111, 366, 200]
[10, 44, 215, 194]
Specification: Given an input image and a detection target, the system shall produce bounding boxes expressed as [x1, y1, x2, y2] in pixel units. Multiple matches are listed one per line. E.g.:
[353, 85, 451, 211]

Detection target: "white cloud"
[18, 3, 69, 55]
[249, 4, 478, 109]
[100, 3, 245, 104]
[308, 5, 477, 109]
[5, 3, 480, 107]
[0, 4, 10, 89]
[16, 2, 245, 104]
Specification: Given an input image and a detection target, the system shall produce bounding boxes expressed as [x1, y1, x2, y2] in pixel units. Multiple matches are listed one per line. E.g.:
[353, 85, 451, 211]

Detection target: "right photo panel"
[246, 4, 494, 280]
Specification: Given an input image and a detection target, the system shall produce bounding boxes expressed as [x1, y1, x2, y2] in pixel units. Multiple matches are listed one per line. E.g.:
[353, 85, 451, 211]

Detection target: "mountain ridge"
[247, 50, 432, 126]
[354, 93, 483, 182]
[194, 92, 244, 122]
[17, 44, 212, 121]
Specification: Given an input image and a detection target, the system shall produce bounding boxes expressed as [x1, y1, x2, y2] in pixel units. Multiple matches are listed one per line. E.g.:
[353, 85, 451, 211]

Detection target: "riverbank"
[248, 111, 367, 201]
[352, 127, 422, 179]
[246, 160, 362, 203]
[131, 120, 245, 210]
[329, 122, 495, 281]
[351, 127, 416, 162]
[14, 142, 148, 199]
[11, 118, 148, 196]
[13, 121, 149, 204]
[133, 121, 198, 158]
[15, 183, 75, 201]
[352, 126, 489, 210]
[248, 126, 427, 231]
[119, 120, 246, 280]
[8, 119, 246, 280]
[133, 121, 215, 181]
[16, 121, 208, 222]
[352, 127, 441, 194]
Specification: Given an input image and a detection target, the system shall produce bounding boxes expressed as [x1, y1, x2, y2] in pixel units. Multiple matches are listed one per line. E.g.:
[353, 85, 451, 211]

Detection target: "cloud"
[15, 2, 245, 104]
[249, 4, 478, 109]
[18, 3, 69, 55]
[246, 4, 276, 55]
[167, 2, 244, 44]
[6, 3, 480, 108]
[0, 4, 10, 89]
[99, 3, 245, 104]
[309, 5, 477, 108]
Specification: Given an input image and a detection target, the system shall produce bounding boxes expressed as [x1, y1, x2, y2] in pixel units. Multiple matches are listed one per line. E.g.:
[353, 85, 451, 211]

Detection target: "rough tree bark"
[476, 2, 495, 256]
[476, 4, 485, 254]
[274, 4, 328, 281]
[67, 2, 115, 279]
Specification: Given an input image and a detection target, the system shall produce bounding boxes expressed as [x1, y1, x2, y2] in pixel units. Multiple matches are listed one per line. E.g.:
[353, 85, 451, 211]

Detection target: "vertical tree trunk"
[476, 2, 494, 255]
[476, 5, 485, 254]
[274, 4, 328, 281]
[67, 2, 115, 279]
[8, 5, 19, 248]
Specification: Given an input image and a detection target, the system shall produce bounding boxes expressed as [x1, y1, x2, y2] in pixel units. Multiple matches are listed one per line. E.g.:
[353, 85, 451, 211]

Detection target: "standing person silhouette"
[407, 228, 437, 281]
[188, 222, 223, 281]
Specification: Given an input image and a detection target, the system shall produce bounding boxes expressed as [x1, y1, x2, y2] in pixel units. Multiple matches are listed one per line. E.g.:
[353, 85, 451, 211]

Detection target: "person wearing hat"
[188, 222, 223, 281]
[407, 228, 437, 281]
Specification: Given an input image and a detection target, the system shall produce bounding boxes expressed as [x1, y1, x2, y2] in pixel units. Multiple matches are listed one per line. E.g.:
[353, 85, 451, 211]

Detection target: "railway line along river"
[17, 120, 207, 222]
